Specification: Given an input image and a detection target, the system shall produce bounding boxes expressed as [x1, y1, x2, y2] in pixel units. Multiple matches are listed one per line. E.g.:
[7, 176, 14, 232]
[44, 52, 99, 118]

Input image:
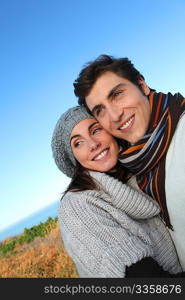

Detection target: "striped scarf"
[119, 91, 185, 229]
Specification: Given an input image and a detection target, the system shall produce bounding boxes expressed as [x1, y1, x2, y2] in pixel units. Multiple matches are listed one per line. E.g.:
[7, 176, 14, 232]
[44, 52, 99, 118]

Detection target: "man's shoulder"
[166, 113, 185, 170]
[171, 112, 185, 145]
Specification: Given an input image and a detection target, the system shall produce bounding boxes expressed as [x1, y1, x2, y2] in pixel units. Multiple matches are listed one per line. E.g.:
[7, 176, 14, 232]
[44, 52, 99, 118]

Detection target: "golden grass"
[0, 223, 79, 278]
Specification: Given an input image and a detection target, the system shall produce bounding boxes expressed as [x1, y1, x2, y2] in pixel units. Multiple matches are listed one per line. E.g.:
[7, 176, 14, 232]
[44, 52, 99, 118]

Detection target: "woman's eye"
[92, 127, 102, 134]
[74, 141, 82, 147]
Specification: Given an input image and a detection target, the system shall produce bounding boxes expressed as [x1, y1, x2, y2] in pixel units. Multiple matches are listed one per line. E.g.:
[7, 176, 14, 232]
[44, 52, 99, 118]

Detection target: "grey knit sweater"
[58, 171, 182, 277]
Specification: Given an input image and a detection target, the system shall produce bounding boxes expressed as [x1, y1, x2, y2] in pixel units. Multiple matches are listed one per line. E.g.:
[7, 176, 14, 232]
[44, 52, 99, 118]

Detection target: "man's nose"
[107, 105, 123, 122]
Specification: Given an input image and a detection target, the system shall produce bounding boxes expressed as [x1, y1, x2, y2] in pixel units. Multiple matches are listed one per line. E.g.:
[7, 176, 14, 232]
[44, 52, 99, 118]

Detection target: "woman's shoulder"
[61, 188, 101, 202]
[60, 190, 86, 208]
[59, 188, 105, 213]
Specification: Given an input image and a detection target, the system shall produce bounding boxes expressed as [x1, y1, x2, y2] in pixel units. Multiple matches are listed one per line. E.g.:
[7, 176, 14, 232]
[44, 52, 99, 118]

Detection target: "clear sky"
[0, 0, 185, 231]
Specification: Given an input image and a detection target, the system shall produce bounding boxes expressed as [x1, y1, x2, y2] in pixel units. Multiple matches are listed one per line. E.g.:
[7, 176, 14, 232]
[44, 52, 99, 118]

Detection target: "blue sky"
[0, 0, 185, 231]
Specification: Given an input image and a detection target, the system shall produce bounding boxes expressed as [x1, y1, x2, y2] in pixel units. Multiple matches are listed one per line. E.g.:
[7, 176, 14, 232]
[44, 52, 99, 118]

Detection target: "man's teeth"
[120, 116, 134, 130]
[94, 149, 108, 161]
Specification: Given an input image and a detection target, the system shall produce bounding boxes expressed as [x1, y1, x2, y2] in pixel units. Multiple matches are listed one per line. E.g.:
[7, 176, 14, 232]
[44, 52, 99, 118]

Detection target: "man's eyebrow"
[107, 83, 126, 99]
[70, 121, 98, 143]
[91, 83, 126, 114]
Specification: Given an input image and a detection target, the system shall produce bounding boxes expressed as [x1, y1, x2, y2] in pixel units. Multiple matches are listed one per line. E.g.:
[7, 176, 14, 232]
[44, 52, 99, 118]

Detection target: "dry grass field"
[0, 219, 79, 278]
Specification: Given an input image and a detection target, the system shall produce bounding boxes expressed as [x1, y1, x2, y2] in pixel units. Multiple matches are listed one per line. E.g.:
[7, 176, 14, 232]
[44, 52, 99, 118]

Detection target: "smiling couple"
[51, 55, 185, 277]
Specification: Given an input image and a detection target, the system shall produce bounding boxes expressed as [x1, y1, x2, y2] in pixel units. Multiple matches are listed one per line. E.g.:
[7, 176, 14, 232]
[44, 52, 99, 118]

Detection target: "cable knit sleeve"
[58, 191, 153, 278]
[89, 171, 160, 219]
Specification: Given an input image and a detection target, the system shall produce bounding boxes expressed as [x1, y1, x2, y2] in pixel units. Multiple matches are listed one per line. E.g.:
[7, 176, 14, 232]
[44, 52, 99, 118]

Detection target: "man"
[74, 54, 185, 270]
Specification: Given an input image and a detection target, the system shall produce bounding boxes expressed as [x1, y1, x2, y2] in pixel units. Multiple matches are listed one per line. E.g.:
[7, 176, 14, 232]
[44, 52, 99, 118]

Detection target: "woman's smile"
[92, 147, 109, 161]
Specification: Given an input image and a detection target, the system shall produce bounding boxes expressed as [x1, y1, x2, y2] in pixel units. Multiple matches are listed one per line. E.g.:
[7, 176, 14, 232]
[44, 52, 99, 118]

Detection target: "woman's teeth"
[120, 116, 134, 130]
[94, 149, 108, 161]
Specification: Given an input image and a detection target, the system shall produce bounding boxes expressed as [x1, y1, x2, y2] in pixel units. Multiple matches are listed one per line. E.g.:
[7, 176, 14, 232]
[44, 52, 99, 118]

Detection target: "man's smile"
[118, 115, 135, 132]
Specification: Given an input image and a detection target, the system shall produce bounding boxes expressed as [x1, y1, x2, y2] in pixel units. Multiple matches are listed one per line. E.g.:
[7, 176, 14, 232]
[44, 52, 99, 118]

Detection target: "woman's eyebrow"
[88, 121, 99, 132]
[70, 122, 98, 143]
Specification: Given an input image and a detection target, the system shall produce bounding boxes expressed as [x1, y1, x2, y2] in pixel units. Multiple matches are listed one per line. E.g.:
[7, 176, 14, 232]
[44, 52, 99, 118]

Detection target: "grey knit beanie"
[51, 106, 95, 178]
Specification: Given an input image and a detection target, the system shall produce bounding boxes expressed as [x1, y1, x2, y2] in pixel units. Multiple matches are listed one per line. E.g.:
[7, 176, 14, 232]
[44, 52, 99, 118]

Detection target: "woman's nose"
[88, 139, 101, 152]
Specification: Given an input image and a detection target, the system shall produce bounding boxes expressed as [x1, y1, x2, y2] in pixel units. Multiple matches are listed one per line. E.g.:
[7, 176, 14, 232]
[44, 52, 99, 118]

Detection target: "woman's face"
[70, 118, 119, 172]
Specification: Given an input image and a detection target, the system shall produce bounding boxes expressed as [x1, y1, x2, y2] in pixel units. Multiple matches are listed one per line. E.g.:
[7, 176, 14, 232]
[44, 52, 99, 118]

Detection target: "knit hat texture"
[51, 106, 94, 178]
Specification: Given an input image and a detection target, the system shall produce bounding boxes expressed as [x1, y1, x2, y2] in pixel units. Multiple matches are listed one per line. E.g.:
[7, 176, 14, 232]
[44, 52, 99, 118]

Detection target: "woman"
[51, 106, 183, 278]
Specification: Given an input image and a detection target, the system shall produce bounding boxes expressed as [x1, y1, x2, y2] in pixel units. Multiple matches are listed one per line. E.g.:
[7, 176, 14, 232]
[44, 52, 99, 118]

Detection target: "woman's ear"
[138, 78, 150, 96]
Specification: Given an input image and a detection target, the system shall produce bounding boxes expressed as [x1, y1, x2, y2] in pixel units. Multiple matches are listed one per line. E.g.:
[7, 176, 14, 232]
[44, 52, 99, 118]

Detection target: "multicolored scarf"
[119, 91, 185, 229]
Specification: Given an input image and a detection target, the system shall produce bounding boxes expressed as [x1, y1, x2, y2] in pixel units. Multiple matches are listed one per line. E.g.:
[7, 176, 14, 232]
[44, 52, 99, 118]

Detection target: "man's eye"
[113, 90, 123, 98]
[95, 107, 102, 116]
[95, 107, 105, 118]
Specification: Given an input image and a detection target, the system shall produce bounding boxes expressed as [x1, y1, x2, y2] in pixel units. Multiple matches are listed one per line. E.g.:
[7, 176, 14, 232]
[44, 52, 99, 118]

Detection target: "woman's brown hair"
[62, 142, 130, 199]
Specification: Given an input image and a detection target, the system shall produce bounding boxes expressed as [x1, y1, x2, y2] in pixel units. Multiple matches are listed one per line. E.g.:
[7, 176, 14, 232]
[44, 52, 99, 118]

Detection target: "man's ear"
[138, 78, 150, 96]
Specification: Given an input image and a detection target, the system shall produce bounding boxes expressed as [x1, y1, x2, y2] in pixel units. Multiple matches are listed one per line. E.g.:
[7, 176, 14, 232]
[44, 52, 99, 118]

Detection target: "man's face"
[85, 71, 151, 144]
